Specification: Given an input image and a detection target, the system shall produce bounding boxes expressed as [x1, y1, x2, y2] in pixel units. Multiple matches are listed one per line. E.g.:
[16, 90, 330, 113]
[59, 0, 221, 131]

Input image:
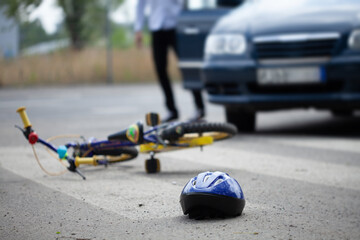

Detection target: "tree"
[20, 19, 50, 49]
[0, 0, 123, 50]
[57, 0, 87, 49]
[0, 0, 42, 22]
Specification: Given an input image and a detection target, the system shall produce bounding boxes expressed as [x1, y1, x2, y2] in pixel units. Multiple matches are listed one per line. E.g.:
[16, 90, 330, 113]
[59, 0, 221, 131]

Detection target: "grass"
[0, 47, 181, 87]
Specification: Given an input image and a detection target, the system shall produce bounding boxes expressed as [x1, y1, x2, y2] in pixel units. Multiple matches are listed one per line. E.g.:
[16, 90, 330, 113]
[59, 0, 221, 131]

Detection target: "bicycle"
[16, 107, 237, 179]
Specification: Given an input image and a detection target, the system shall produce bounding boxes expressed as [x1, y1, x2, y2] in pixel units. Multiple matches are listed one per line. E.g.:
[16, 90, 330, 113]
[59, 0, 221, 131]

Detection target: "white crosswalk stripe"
[163, 143, 360, 191]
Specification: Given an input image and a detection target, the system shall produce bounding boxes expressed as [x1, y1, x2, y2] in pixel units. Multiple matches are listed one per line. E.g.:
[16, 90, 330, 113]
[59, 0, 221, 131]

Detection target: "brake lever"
[15, 125, 25, 134]
[67, 159, 86, 180]
[74, 169, 86, 180]
[15, 124, 39, 145]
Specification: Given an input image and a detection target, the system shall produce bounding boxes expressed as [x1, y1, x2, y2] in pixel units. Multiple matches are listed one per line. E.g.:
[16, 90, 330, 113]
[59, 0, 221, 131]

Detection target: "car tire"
[225, 107, 256, 132]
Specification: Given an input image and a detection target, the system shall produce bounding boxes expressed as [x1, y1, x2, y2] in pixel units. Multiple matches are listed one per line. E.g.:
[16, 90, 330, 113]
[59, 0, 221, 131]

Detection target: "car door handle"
[183, 27, 200, 35]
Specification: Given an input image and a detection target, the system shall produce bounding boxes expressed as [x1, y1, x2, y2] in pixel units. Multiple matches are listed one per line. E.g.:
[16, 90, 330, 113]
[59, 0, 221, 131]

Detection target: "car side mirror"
[217, 0, 243, 7]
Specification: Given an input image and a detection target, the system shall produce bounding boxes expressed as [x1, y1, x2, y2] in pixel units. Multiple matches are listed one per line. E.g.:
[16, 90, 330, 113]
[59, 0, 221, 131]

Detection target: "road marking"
[0, 147, 183, 220]
[1, 137, 359, 222]
[258, 136, 360, 154]
[163, 145, 360, 191]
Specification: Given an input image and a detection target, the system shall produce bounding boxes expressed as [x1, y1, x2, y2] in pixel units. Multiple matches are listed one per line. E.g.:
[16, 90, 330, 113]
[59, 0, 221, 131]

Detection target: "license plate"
[257, 67, 325, 85]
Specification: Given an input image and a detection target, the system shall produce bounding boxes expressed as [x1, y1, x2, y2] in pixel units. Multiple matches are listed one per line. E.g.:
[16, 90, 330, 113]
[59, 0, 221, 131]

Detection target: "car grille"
[253, 33, 340, 59]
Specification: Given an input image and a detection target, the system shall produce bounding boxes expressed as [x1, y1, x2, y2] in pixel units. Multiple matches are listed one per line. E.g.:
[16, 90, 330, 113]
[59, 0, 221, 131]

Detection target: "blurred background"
[1, 0, 359, 128]
[0, 0, 180, 87]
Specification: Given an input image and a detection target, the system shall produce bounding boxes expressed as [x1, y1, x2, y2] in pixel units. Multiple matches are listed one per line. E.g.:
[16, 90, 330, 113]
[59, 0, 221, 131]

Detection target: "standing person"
[134, 0, 205, 123]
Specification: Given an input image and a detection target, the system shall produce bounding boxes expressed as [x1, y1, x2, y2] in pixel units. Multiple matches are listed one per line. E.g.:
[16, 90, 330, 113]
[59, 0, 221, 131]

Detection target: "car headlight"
[205, 34, 247, 56]
[348, 30, 360, 50]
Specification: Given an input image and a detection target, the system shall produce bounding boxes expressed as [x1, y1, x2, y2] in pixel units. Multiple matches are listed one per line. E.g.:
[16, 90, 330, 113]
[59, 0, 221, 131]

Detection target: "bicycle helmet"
[180, 171, 245, 219]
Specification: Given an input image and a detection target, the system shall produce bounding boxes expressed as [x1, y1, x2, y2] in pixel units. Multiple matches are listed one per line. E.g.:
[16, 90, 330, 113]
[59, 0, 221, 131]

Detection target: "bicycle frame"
[16, 107, 214, 179]
[35, 121, 207, 156]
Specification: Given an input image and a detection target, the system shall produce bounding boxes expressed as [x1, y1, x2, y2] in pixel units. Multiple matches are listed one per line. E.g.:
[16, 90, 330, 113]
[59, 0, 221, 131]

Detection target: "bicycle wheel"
[161, 122, 237, 142]
[94, 147, 138, 163]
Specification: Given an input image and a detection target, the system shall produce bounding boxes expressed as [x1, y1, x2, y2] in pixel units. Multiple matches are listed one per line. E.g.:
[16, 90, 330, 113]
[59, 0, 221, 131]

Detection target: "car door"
[176, 0, 243, 90]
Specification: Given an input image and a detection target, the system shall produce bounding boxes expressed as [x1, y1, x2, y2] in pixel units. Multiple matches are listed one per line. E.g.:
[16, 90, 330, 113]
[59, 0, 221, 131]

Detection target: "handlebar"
[16, 106, 38, 144]
[16, 106, 89, 180]
[16, 107, 32, 129]
[75, 156, 99, 167]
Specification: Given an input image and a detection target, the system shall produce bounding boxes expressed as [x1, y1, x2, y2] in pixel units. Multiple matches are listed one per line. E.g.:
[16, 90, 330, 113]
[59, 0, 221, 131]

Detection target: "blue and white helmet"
[180, 171, 245, 219]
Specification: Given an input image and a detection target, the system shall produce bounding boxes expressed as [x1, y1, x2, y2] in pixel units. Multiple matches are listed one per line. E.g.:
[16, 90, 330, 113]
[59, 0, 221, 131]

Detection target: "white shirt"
[134, 0, 184, 32]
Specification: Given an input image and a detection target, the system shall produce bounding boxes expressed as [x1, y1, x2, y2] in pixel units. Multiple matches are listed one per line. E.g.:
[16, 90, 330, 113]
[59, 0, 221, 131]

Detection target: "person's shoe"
[188, 109, 205, 122]
[161, 111, 178, 123]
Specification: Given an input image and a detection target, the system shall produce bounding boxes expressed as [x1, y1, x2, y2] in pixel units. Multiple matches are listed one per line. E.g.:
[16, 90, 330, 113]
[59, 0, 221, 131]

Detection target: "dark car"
[201, 0, 360, 132]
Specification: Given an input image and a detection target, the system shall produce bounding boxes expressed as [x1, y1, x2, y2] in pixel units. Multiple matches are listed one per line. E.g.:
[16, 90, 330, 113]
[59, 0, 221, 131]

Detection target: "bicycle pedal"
[146, 112, 160, 126]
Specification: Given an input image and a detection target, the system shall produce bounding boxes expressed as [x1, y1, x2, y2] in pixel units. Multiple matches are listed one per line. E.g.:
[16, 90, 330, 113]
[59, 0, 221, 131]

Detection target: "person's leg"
[169, 29, 205, 120]
[192, 90, 204, 110]
[151, 30, 178, 121]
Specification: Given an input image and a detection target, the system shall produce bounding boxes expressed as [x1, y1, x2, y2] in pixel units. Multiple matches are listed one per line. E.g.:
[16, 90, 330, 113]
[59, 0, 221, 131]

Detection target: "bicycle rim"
[95, 147, 138, 163]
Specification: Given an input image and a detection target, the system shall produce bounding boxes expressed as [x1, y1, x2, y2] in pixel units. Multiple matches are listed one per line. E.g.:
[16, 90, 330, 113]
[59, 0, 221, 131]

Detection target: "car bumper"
[178, 61, 204, 90]
[203, 55, 360, 110]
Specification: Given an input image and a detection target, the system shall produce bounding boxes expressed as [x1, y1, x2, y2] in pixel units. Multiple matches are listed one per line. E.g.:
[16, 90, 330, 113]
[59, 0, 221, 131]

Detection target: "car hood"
[212, 0, 360, 36]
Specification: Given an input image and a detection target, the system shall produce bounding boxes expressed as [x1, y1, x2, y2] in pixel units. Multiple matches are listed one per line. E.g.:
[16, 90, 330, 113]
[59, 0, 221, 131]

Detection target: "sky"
[29, 0, 62, 34]
[29, 0, 136, 34]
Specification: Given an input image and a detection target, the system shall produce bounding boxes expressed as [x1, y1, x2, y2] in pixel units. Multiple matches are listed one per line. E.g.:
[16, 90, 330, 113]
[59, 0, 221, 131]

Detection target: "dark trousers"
[151, 29, 204, 113]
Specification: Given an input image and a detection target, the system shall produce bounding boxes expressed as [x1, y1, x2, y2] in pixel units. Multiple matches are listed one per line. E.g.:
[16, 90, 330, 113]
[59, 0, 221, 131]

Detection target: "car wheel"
[331, 109, 353, 117]
[225, 107, 256, 132]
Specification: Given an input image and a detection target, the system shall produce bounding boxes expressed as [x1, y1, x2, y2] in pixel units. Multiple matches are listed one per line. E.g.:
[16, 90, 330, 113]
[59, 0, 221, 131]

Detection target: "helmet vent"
[203, 175, 210, 182]
[214, 179, 224, 186]
[192, 180, 197, 186]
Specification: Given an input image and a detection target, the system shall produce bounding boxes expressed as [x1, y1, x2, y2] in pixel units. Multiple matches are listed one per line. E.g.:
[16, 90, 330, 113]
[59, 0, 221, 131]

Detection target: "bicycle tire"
[94, 147, 138, 162]
[161, 122, 237, 142]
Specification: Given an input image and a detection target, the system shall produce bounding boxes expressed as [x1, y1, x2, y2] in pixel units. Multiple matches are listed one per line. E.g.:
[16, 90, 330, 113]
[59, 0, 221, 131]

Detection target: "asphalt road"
[0, 84, 359, 240]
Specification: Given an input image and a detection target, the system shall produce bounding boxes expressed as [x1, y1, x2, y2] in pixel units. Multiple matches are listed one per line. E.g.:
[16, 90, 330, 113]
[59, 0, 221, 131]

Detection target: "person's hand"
[135, 32, 143, 49]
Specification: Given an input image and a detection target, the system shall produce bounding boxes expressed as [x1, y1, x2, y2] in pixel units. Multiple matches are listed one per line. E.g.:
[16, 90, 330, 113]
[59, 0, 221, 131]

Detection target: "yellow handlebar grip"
[16, 107, 32, 128]
[75, 156, 98, 167]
